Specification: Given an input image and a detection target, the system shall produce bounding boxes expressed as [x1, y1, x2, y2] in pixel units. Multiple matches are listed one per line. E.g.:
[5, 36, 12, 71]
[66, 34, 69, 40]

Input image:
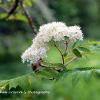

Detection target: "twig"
[6, 0, 20, 19]
[4, 0, 37, 34]
[41, 64, 64, 72]
[19, 0, 37, 34]
[54, 42, 64, 64]
[64, 41, 68, 54]
[64, 57, 78, 66]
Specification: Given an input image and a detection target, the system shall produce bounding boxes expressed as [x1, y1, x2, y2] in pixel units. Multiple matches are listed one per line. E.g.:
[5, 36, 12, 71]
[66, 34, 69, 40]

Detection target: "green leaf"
[0, 68, 100, 99]
[72, 48, 82, 57]
[0, 13, 7, 19]
[72, 40, 80, 48]
[78, 46, 90, 52]
[24, 0, 32, 7]
[44, 44, 63, 63]
[15, 14, 27, 22]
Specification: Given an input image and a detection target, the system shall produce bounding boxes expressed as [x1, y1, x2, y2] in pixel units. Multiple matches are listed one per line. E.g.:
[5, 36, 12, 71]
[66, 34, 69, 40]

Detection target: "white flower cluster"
[21, 45, 47, 64]
[21, 22, 83, 64]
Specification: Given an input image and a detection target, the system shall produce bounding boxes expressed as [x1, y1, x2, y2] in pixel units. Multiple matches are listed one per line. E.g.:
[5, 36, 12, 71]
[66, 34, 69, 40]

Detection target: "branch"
[19, 0, 37, 34]
[6, 0, 20, 19]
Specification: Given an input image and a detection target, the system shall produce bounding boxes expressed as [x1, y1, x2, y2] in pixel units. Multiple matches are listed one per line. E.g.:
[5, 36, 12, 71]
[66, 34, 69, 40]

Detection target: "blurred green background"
[0, 0, 100, 100]
[0, 0, 100, 79]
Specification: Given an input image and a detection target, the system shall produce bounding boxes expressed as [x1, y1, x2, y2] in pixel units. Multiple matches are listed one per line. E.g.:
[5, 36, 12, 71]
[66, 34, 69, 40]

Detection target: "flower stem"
[54, 42, 64, 64]
[64, 41, 68, 54]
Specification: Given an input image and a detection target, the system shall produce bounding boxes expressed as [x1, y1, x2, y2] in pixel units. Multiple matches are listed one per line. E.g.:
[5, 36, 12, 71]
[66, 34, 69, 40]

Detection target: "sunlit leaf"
[24, 0, 32, 7]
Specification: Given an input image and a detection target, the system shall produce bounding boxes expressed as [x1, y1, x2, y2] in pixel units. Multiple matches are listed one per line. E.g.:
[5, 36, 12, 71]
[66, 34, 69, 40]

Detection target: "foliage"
[0, 0, 100, 100]
[0, 67, 100, 100]
[0, 0, 100, 39]
[0, 41, 100, 99]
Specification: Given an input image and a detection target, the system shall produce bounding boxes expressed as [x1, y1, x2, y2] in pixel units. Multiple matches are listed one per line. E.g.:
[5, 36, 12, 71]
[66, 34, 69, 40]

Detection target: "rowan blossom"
[21, 22, 83, 64]
[21, 46, 47, 64]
